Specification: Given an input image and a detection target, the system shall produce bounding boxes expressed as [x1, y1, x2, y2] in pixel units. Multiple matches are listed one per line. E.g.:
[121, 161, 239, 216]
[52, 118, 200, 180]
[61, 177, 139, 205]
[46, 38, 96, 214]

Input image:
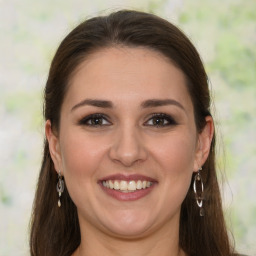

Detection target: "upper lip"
[99, 174, 157, 182]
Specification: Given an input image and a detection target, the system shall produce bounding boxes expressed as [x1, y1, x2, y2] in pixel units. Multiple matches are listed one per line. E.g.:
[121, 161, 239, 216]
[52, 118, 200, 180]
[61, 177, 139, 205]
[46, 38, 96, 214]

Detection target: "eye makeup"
[78, 112, 178, 128]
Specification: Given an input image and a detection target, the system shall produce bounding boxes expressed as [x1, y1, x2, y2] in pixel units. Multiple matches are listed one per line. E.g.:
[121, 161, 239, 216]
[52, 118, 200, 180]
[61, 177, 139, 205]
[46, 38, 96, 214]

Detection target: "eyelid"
[78, 112, 177, 127]
[78, 113, 111, 126]
[144, 113, 177, 126]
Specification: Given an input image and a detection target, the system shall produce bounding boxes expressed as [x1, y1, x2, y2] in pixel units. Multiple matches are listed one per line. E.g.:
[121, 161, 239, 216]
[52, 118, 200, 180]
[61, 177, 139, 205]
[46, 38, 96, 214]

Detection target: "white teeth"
[114, 180, 120, 190]
[102, 180, 153, 192]
[136, 180, 142, 189]
[120, 180, 128, 190]
[128, 181, 136, 191]
[109, 180, 114, 189]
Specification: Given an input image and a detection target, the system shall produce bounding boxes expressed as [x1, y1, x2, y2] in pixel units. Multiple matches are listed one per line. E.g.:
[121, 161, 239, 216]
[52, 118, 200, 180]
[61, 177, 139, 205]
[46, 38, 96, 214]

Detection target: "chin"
[105, 223, 152, 239]
[100, 210, 155, 238]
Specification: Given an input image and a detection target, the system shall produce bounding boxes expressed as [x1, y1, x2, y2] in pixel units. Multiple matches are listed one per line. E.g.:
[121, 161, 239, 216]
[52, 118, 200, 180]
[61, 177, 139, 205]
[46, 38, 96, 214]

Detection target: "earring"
[193, 167, 205, 216]
[56, 170, 64, 207]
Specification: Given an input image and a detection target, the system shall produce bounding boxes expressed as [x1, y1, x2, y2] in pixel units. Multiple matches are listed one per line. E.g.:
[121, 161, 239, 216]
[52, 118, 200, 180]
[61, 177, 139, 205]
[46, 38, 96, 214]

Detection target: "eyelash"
[145, 113, 177, 127]
[78, 113, 177, 127]
[78, 114, 111, 126]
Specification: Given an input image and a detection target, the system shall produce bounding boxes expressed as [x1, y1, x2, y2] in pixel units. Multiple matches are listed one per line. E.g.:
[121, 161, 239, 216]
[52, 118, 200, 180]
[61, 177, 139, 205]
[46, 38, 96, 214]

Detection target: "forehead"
[64, 46, 193, 110]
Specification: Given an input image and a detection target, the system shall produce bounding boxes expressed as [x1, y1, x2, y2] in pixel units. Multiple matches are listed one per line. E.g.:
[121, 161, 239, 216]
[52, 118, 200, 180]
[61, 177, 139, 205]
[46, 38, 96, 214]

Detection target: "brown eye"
[89, 117, 103, 125]
[152, 116, 167, 126]
[79, 114, 111, 126]
[145, 113, 177, 127]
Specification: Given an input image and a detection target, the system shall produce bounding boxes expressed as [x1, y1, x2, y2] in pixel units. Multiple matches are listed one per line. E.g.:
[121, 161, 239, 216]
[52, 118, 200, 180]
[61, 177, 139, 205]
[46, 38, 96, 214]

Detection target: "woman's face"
[47, 47, 211, 238]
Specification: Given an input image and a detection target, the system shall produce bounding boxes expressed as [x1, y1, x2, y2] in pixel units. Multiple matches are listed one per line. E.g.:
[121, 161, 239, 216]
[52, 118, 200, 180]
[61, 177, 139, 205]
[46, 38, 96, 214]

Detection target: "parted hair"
[30, 10, 235, 256]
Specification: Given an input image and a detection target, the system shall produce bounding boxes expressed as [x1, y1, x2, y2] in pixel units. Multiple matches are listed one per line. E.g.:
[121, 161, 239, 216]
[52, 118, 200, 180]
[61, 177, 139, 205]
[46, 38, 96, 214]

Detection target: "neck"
[73, 213, 186, 256]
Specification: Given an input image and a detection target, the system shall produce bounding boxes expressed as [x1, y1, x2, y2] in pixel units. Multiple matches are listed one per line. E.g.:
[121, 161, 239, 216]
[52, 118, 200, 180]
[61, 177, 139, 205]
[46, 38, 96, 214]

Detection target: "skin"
[46, 47, 214, 256]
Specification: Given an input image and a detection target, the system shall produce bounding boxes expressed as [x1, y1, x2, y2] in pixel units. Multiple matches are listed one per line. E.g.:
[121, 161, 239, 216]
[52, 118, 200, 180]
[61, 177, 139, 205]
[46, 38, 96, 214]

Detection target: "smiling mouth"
[102, 180, 153, 193]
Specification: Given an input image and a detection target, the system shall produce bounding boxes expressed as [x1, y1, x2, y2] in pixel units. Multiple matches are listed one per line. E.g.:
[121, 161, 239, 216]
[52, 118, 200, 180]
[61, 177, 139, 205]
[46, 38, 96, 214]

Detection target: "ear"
[45, 120, 63, 174]
[193, 116, 214, 172]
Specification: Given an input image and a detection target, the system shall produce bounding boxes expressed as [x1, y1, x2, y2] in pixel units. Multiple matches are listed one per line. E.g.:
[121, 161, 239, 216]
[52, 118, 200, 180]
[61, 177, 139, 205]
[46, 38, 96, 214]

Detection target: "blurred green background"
[0, 0, 255, 255]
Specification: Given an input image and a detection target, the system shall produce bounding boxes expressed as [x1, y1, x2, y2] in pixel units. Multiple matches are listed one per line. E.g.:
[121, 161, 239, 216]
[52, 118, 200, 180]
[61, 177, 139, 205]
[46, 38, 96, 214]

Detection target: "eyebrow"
[141, 99, 185, 110]
[71, 98, 185, 111]
[71, 99, 113, 111]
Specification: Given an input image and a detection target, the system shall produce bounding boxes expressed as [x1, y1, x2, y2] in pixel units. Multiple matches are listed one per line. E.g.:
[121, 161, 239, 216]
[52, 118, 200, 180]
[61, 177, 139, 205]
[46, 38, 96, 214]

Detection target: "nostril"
[108, 135, 148, 166]
[112, 158, 141, 167]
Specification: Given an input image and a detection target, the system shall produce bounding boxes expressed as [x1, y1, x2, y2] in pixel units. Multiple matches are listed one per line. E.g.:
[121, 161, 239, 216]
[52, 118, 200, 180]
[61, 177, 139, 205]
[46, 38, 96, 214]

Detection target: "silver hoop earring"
[193, 167, 205, 216]
[56, 170, 64, 207]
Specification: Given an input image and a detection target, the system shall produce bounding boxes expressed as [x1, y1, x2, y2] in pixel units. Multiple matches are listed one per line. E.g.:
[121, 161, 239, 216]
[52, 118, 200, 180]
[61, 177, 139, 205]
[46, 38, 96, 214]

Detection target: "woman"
[30, 10, 240, 256]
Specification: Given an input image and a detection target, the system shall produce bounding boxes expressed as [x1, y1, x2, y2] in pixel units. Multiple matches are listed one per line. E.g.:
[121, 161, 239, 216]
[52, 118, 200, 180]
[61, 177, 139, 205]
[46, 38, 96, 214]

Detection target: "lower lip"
[99, 183, 155, 201]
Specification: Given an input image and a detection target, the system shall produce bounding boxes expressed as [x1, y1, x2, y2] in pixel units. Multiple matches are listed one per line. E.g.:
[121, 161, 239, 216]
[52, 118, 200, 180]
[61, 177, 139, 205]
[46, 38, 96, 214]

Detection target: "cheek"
[58, 129, 111, 211]
[60, 130, 103, 172]
[59, 129, 108, 196]
[151, 131, 196, 201]
[151, 131, 197, 174]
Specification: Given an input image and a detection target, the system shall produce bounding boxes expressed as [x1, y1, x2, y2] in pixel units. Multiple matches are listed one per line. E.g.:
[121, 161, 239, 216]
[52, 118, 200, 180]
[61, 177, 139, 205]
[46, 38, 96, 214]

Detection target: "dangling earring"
[193, 167, 205, 216]
[56, 170, 64, 207]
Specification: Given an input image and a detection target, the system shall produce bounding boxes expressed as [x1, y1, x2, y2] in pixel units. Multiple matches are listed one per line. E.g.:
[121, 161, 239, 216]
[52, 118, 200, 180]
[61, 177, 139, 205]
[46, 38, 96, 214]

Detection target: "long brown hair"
[30, 10, 235, 256]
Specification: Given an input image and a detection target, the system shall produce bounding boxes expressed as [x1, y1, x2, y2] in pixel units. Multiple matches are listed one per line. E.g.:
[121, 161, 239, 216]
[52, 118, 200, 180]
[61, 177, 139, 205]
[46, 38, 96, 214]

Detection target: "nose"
[109, 125, 148, 167]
